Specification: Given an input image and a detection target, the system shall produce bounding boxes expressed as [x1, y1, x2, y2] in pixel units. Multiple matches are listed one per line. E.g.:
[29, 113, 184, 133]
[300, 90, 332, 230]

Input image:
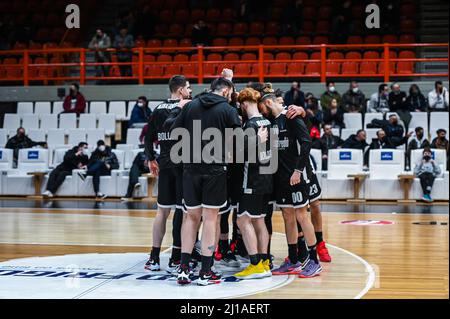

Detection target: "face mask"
[423, 155, 431, 161]
[329, 86, 336, 93]
[82, 148, 89, 155]
[137, 103, 144, 107]
[352, 87, 359, 93]
[98, 145, 106, 152]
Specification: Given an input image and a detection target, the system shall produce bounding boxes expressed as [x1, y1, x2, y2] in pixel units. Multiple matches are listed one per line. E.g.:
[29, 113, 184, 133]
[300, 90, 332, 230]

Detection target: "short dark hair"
[326, 81, 335, 87]
[415, 126, 424, 133]
[169, 75, 187, 93]
[138, 96, 147, 102]
[435, 80, 443, 88]
[437, 128, 447, 135]
[97, 140, 105, 147]
[274, 88, 284, 98]
[71, 83, 80, 91]
[247, 82, 265, 93]
[356, 129, 365, 136]
[210, 77, 234, 93]
[78, 142, 88, 148]
[423, 147, 432, 154]
[378, 83, 388, 93]
[17, 127, 25, 133]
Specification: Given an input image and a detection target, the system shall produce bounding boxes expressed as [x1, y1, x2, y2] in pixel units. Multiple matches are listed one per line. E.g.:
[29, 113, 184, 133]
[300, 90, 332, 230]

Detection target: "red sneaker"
[317, 241, 332, 263]
[214, 246, 223, 261]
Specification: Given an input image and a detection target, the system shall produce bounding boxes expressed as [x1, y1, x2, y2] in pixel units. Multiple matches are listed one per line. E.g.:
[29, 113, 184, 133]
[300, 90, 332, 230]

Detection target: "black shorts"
[228, 164, 243, 208]
[183, 165, 228, 210]
[308, 172, 322, 203]
[274, 175, 309, 209]
[157, 166, 183, 209]
[237, 194, 271, 218]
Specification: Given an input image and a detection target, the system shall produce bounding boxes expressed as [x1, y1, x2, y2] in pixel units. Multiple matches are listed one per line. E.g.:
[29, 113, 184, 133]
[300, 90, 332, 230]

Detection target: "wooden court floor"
[0, 203, 448, 299]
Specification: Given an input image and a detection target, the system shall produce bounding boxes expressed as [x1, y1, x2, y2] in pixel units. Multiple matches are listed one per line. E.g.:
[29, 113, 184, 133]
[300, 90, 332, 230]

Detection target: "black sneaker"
[144, 257, 160, 271]
[177, 265, 191, 285]
[197, 270, 222, 286]
[220, 250, 241, 268]
[166, 258, 180, 274]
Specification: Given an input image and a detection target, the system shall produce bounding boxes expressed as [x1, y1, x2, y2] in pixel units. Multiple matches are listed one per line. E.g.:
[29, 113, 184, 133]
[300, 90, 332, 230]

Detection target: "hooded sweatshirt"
[170, 92, 241, 167]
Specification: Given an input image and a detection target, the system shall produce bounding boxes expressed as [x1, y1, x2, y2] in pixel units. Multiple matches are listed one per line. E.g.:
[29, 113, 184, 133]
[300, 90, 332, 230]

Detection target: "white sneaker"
[42, 191, 53, 198]
[121, 197, 132, 201]
[96, 192, 107, 200]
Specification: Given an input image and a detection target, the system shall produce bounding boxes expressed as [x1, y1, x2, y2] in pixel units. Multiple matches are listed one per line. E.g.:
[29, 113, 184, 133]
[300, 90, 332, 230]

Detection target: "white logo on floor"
[0, 253, 292, 299]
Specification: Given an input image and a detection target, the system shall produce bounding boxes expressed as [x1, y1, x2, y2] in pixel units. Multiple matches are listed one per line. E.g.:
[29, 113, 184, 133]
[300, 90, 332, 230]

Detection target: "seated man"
[342, 129, 369, 166]
[407, 126, 430, 168]
[5, 127, 47, 166]
[79, 140, 119, 199]
[368, 114, 412, 147]
[365, 129, 398, 165]
[43, 142, 89, 198]
[121, 151, 150, 201]
[62, 83, 87, 116]
[128, 96, 152, 128]
[414, 148, 441, 203]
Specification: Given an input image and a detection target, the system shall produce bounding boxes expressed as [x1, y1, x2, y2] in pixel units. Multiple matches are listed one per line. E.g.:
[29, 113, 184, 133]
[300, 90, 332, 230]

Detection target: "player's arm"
[163, 100, 190, 131]
[144, 111, 159, 175]
[289, 117, 312, 175]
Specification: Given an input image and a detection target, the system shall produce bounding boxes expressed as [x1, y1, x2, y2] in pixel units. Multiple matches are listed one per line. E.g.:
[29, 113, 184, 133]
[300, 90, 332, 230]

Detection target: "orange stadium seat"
[135, 39, 146, 47]
[165, 64, 181, 76]
[179, 38, 192, 47]
[144, 55, 156, 62]
[296, 36, 311, 45]
[276, 52, 291, 60]
[269, 63, 286, 76]
[216, 23, 232, 36]
[279, 36, 295, 46]
[109, 66, 121, 77]
[382, 35, 398, 43]
[265, 22, 280, 35]
[313, 36, 329, 44]
[310, 52, 321, 60]
[174, 9, 190, 23]
[224, 53, 240, 61]
[397, 62, 414, 74]
[347, 35, 363, 44]
[302, 21, 315, 33]
[181, 64, 198, 77]
[159, 10, 173, 24]
[168, 24, 184, 37]
[233, 23, 248, 35]
[163, 39, 178, 47]
[378, 61, 396, 74]
[147, 39, 162, 48]
[399, 34, 415, 43]
[212, 38, 228, 47]
[203, 64, 217, 76]
[293, 52, 308, 61]
[305, 63, 320, 76]
[206, 9, 221, 22]
[341, 61, 359, 75]
[191, 9, 205, 22]
[262, 37, 278, 46]
[241, 53, 257, 61]
[245, 37, 261, 46]
[328, 51, 345, 60]
[365, 35, 381, 44]
[401, 20, 416, 32]
[360, 61, 378, 75]
[206, 53, 222, 61]
[264, 53, 274, 61]
[249, 22, 265, 35]
[174, 54, 189, 62]
[326, 62, 340, 75]
[363, 51, 380, 59]
[234, 64, 251, 77]
[145, 65, 164, 77]
[228, 37, 244, 47]
[346, 51, 362, 60]
[157, 54, 172, 62]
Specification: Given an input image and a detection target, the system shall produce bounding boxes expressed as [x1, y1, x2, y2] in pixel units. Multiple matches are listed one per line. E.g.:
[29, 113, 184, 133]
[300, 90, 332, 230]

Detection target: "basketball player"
[259, 84, 322, 278]
[144, 75, 192, 272]
[171, 78, 241, 286]
[233, 88, 272, 279]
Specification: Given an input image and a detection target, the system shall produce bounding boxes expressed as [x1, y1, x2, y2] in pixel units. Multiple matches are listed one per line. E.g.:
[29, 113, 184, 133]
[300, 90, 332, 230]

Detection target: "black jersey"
[242, 115, 273, 195]
[272, 110, 312, 181]
[144, 99, 181, 169]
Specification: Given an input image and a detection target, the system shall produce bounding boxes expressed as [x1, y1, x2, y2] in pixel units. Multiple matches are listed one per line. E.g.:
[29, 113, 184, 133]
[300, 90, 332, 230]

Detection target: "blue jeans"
[87, 161, 111, 193]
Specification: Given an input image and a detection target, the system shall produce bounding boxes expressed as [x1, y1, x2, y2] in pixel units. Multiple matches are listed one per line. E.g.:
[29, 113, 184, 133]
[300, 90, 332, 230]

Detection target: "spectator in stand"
[128, 96, 152, 128]
[304, 93, 323, 129]
[405, 84, 427, 112]
[389, 82, 411, 130]
[323, 98, 345, 129]
[320, 81, 342, 111]
[428, 81, 449, 111]
[284, 81, 305, 107]
[88, 29, 112, 77]
[365, 129, 398, 165]
[62, 83, 87, 116]
[342, 129, 368, 151]
[414, 148, 441, 203]
[407, 126, 430, 168]
[113, 27, 134, 77]
[121, 151, 150, 201]
[310, 126, 327, 169]
[370, 114, 412, 147]
[42, 142, 89, 198]
[78, 140, 119, 200]
[342, 81, 366, 113]
[431, 129, 449, 155]
[320, 124, 344, 170]
[369, 83, 390, 113]
[192, 20, 210, 46]
[5, 127, 47, 166]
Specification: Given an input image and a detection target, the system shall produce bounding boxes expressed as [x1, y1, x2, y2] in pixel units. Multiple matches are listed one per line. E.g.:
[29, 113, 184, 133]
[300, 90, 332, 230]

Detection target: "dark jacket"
[284, 89, 305, 107]
[311, 137, 327, 156]
[129, 103, 152, 128]
[431, 137, 449, 153]
[323, 107, 345, 128]
[365, 137, 398, 165]
[342, 134, 368, 151]
[170, 92, 241, 166]
[405, 93, 427, 112]
[88, 146, 119, 170]
[63, 93, 87, 115]
[321, 134, 343, 150]
[388, 91, 407, 112]
[58, 146, 89, 171]
[5, 134, 46, 161]
[342, 89, 366, 113]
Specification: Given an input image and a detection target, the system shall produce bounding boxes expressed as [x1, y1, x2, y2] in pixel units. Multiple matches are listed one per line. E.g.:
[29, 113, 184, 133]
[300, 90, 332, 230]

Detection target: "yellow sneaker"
[234, 261, 267, 279]
[262, 259, 272, 277]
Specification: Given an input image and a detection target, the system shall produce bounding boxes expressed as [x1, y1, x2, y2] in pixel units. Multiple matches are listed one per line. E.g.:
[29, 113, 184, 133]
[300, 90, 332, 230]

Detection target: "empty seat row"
[2, 113, 116, 136]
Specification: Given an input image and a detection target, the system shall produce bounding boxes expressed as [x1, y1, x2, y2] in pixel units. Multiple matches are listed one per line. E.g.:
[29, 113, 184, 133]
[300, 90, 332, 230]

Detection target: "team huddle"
[143, 72, 332, 286]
